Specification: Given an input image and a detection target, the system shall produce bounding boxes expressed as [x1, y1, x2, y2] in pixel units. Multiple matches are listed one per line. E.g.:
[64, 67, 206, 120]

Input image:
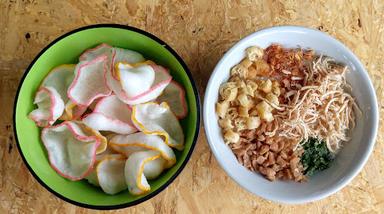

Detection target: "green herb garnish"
[300, 138, 333, 176]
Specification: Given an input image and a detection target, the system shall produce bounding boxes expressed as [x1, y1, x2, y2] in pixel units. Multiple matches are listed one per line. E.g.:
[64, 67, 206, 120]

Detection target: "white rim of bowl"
[203, 25, 379, 204]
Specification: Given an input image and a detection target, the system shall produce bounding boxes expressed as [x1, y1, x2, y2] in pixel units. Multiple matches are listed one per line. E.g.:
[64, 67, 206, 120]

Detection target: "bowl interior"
[204, 26, 378, 204]
[15, 26, 199, 208]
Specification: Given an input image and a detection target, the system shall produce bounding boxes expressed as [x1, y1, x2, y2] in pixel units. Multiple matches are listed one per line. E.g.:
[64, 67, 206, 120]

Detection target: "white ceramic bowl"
[203, 26, 379, 204]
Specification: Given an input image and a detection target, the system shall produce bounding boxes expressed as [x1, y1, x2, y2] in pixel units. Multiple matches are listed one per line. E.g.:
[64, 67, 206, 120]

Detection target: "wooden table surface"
[1, 0, 384, 213]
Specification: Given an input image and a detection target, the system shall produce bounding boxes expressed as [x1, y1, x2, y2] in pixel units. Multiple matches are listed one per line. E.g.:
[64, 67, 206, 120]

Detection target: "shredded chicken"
[273, 56, 358, 153]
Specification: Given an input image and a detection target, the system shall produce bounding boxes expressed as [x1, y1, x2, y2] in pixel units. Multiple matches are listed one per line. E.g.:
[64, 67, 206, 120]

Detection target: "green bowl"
[13, 24, 200, 209]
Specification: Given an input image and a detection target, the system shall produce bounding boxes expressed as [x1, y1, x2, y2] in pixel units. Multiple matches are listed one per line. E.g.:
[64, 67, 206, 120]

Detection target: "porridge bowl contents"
[216, 44, 358, 182]
[204, 26, 378, 204]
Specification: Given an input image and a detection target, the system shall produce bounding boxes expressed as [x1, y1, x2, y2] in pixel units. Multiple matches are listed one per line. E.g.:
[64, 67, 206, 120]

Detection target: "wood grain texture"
[1, 0, 383, 213]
